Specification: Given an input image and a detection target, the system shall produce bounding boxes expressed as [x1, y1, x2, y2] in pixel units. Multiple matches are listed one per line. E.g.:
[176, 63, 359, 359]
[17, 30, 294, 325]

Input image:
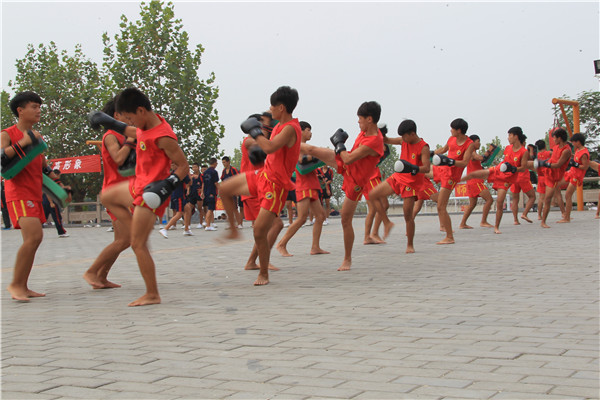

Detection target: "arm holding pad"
[1, 133, 48, 180]
[241, 118, 263, 139]
[296, 157, 325, 175]
[499, 162, 517, 174]
[432, 154, 455, 166]
[394, 159, 420, 175]
[88, 111, 128, 135]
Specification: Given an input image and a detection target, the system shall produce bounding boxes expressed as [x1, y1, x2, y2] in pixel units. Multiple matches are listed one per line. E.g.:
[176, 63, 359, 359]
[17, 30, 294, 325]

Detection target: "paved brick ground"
[2, 211, 598, 399]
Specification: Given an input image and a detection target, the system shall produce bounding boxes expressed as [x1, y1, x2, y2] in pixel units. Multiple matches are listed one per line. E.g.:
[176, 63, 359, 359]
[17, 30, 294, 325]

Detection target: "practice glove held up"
[432, 154, 456, 166]
[394, 159, 420, 175]
[568, 159, 579, 168]
[248, 145, 267, 165]
[142, 174, 181, 209]
[534, 159, 551, 169]
[241, 118, 263, 139]
[499, 161, 517, 174]
[330, 129, 349, 155]
[88, 111, 128, 136]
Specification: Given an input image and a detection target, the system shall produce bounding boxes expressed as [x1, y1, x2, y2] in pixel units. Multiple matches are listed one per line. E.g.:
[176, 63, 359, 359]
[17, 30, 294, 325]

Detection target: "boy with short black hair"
[557, 133, 589, 223]
[300, 101, 384, 271]
[2, 91, 62, 301]
[369, 119, 430, 253]
[91, 87, 189, 306]
[220, 86, 301, 285]
[432, 118, 475, 243]
[508, 128, 536, 224]
[539, 128, 572, 228]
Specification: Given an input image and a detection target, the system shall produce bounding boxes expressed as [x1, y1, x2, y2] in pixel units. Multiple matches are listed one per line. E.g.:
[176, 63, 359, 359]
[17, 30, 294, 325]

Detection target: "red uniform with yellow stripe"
[487, 145, 526, 191]
[564, 147, 589, 187]
[387, 139, 428, 198]
[3, 125, 46, 228]
[466, 158, 486, 198]
[247, 119, 302, 215]
[295, 166, 321, 202]
[130, 115, 176, 217]
[335, 130, 384, 201]
[362, 168, 382, 201]
[544, 143, 571, 188]
[438, 136, 473, 190]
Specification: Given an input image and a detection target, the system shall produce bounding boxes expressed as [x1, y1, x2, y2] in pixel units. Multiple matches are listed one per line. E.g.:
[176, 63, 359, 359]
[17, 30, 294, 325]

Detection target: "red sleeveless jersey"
[133, 115, 178, 196]
[547, 143, 570, 182]
[570, 147, 589, 182]
[240, 137, 262, 172]
[3, 125, 43, 202]
[344, 130, 384, 188]
[447, 136, 473, 161]
[536, 150, 551, 178]
[296, 168, 321, 191]
[101, 130, 130, 191]
[395, 138, 428, 187]
[263, 119, 302, 190]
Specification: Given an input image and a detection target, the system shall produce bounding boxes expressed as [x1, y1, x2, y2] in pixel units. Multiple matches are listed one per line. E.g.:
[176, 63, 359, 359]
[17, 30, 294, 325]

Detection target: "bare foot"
[254, 273, 269, 286]
[480, 222, 493, 228]
[370, 235, 386, 244]
[310, 248, 330, 255]
[268, 264, 279, 271]
[363, 237, 378, 245]
[513, 221, 521, 225]
[521, 215, 533, 223]
[406, 245, 415, 254]
[97, 279, 121, 289]
[26, 289, 46, 298]
[440, 227, 455, 233]
[128, 293, 161, 307]
[337, 260, 351, 271]
[556, 219, 570, 224]
[220, 228, 240, 241]
[436, 237, 455, 245]
[83, 271, 104, 289]
[7, 285, 32, 301]
[541, 222, 551, 229]
[459, 224, 473, 229]
[244, 262, 258, 270]
[596, 214, 599, 219]
[537, 215, 542, 221]
[383, 221, 395, 239]
[494, 227, 502, 234]
[276, 244, 293, 257]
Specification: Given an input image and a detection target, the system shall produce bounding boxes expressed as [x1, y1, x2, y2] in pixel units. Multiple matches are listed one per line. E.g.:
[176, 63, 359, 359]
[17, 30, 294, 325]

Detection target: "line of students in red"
[3, 87, 594, 306]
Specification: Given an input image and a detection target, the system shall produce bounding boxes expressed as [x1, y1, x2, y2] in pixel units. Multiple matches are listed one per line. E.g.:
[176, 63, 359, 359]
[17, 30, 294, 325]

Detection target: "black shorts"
[170, 195, 187, 212]
[286, 190, 296, 202]
[204, 195, 216, 211]
[186, 195, 198, 205]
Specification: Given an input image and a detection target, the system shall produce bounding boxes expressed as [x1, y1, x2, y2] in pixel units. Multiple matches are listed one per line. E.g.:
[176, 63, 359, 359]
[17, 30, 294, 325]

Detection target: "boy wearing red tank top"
[84, 97, 135, 290]
[93, 88, 189, 306]
[368, 119, 431, 254]
[2, 91, 63, 301]
[557, 133, 588, 224]
[220, 86, 301, 285]
[300, 101, 384, 271]
[432, 118, 475, 243]
[538, 128, 571, 228]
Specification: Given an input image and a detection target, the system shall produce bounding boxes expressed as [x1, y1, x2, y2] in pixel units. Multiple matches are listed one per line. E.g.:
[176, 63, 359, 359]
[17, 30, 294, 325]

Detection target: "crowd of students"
[2, 87, 596, 306]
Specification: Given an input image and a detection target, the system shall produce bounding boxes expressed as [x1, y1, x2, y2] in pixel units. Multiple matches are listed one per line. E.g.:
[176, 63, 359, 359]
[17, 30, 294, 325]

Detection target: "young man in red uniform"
[432, 118, 475, 244]
[538, 128, 572, 228]
[369, 119, 430, 253]
[534, 139, 551, 220]
[462, 127, 529, 234]
[509, 130, 536, 224]
[2, 91, 64, 301]
[220, 86, 301, 285]
[84, 97, 135, 289]
[276, 121, 329, 257]
[301, 101, 384, 271]
[239, 114, 280, 272]
[458, 135, 494, 229]
[557, 133, 589, 224]
[93, 87, 189, 306]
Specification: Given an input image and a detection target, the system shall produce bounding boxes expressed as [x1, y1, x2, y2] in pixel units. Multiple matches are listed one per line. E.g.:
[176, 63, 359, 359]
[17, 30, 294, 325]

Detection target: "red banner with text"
[48, 155, 102, 174]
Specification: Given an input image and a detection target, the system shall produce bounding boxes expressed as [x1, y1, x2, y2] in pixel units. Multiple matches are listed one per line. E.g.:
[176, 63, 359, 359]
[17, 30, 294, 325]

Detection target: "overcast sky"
[2, 1, 599, 160]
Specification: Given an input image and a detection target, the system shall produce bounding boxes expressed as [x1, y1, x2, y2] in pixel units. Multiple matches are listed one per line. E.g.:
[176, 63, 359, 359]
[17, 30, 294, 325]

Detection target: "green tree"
[230, 142, 243, 170]
[1, 90, 15, 129]
[102, 0, 224, 163]
[7, 42, 106, 201]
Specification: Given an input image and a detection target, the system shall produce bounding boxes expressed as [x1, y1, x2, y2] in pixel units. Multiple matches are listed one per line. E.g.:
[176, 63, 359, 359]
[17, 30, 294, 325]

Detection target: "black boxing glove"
[241, 118, 263, 139]
[88, 111, 128, 136]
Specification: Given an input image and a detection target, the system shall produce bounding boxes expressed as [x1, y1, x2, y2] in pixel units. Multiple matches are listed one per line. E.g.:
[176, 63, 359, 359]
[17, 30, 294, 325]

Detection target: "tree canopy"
[2, 0, 223, 201]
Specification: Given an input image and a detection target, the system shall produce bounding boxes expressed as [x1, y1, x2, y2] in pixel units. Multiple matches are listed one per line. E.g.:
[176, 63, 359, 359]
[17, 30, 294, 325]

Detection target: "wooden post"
[551, 98, 583, 211]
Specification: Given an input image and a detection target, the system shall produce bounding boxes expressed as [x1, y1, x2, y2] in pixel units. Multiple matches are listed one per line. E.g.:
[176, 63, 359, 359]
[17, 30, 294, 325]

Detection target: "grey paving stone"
[1, 213, 598, 400]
